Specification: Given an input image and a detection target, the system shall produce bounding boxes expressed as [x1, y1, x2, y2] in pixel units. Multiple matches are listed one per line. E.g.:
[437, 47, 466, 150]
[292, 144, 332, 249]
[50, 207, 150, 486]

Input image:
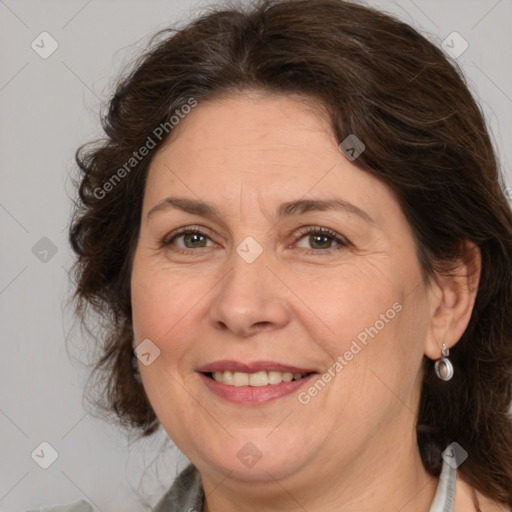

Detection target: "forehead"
[155, 91, 335, 167]
[143, 92, 397, 224]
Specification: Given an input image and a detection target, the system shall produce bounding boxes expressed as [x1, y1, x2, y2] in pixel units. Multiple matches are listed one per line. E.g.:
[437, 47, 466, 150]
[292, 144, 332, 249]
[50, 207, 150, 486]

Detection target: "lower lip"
[198, 372, 316, 405]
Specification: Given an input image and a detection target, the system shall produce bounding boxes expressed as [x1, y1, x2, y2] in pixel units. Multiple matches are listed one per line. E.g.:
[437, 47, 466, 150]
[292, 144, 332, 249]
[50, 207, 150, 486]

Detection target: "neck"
[201, 425, 439, 512]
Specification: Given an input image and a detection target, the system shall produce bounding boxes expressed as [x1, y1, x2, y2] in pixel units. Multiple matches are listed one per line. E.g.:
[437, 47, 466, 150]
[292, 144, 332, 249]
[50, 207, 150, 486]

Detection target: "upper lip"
[196, 360, 317, 374]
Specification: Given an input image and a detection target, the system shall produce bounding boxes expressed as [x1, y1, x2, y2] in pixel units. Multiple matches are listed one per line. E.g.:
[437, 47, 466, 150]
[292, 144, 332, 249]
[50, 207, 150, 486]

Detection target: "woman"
[65, 0, 512, 510]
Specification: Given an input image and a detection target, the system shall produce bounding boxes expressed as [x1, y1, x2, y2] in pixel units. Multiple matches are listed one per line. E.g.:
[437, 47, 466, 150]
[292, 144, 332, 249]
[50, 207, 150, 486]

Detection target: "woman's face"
[131, 92, 434, 485]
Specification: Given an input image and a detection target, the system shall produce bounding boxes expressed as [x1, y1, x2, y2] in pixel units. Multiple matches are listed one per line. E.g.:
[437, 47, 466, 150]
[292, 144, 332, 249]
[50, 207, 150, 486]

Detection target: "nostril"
[254, 321, 272, 330]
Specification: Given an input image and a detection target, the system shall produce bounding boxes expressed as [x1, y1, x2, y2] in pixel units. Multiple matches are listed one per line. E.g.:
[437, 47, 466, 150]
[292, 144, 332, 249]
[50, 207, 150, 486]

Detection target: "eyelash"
[161, 225, 349, 255]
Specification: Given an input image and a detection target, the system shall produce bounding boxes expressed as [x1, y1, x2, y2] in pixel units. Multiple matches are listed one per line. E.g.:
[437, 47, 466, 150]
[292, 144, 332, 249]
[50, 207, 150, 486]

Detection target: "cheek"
[297, 262, 426, 400]
[295, 265, 404, 353]
[131, 258, 207, 343]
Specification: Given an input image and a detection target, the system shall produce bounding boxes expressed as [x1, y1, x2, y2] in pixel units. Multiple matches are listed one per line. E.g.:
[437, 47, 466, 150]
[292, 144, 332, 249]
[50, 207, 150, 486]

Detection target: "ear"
[424, 240, 481, 360]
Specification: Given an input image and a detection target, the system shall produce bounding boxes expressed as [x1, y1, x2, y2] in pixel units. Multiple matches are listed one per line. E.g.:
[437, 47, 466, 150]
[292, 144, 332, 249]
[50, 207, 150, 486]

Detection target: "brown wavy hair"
[68, 0, 512, 505]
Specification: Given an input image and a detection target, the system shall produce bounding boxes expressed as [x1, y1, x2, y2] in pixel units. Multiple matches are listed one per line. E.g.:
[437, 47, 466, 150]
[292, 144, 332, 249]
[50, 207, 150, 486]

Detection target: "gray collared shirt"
[152, 463, 204, 512]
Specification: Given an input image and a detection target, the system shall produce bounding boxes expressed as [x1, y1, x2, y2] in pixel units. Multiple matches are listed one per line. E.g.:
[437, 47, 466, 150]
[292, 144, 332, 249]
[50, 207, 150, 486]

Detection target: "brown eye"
[295, 227, 348, 252]
[180, 232, 209, 248]
[163, 228, 216, 250]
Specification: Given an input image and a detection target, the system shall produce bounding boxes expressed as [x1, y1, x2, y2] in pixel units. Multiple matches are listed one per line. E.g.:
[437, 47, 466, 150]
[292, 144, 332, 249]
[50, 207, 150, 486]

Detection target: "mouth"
[196, 361, 318, 404]
[203, 370, 314, 386]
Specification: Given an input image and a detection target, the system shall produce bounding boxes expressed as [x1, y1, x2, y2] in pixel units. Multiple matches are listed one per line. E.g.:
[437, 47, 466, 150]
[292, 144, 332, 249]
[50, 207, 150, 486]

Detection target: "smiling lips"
[197, 360, 317, 403]
[209, 370, 309, 386]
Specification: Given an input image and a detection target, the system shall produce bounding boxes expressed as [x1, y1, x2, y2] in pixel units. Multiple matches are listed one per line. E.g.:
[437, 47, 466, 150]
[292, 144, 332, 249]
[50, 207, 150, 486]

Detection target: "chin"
[193, 435, 311, 482]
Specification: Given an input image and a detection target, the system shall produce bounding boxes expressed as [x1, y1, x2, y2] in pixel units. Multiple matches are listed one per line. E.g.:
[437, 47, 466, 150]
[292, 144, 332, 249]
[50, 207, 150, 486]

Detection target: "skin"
[130, 91, 502, 511]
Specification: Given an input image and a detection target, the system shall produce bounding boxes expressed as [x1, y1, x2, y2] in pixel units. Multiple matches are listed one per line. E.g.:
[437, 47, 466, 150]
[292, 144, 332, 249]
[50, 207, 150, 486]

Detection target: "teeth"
[249, 371, 268, 387]
[223, 370, 234, 385]
[233, 372, 249, 387]
[210, 370, 308, 386]
[268, 371, 283, 385]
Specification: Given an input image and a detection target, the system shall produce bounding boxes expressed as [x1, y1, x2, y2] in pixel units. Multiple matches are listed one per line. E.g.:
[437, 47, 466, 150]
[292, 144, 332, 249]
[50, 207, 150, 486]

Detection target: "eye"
[162, 227, 217, 250]
[294, 226, 349, 253]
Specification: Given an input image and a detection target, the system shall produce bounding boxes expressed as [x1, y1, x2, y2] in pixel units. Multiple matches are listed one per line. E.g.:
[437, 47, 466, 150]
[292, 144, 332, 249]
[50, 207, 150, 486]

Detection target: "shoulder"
[25, 500, 93, 512]
[152, 463, 204, 512]
[26, 465, 203, 512]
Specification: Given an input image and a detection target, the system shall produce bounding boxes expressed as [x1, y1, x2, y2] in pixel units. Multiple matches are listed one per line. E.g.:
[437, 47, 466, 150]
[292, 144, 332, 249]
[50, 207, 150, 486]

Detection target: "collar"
[429, 456, 456, 512]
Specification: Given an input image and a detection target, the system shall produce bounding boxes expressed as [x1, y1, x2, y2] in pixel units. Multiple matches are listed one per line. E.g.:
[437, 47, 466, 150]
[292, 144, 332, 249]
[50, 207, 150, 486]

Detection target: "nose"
[208, 246, 291, 338]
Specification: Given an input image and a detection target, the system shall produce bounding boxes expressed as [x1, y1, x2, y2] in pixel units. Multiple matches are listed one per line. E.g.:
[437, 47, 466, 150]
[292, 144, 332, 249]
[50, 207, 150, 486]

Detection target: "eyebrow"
[147, 197, 374, 224]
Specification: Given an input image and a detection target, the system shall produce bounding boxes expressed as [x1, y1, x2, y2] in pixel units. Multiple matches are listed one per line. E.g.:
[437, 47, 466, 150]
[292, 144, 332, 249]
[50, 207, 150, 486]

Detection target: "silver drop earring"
[434, 343, 454, 381]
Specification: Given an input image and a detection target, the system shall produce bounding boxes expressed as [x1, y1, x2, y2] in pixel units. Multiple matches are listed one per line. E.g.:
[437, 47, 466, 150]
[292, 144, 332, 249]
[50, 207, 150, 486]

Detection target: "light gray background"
[1, 0, 511, 510]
